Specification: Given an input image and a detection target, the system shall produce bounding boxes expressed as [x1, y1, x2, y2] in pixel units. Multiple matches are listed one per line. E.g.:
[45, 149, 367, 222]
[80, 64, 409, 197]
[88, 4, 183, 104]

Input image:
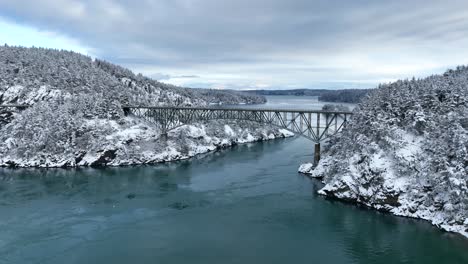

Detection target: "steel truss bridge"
[123, 106, 353, 164]
[0, 104, 353, 164]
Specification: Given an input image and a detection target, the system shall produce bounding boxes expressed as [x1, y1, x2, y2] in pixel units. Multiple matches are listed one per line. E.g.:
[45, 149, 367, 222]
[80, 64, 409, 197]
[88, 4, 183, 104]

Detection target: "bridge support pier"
[122, 107, 130, 116]
[160, 132, 168, 141]
[314, 143, 321, 166]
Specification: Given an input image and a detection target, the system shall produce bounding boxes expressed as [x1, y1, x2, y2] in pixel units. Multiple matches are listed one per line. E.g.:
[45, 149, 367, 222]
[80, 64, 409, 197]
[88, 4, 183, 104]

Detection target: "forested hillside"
[0, 45, 264, 108]
[300, 67, 468, 238]
[245, 88, 370, 103]
[318, 89, 369, 103]
[0, 46, 287, 167]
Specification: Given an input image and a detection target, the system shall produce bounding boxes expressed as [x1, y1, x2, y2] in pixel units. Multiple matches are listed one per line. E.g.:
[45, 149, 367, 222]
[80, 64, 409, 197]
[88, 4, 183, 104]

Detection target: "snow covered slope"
[0, 46, 290, 167]
[300, 67, 468, 238]
[0, 46, 265, 108]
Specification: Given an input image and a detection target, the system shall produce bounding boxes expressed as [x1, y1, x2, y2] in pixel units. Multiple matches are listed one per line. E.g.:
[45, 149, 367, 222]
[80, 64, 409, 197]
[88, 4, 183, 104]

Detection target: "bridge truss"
[123, 106, 353, 164]
[0, 104, 353, 165]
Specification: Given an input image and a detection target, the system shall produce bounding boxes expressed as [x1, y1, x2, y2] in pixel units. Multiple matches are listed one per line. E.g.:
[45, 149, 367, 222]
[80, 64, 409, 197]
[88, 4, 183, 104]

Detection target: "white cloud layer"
[1, 0, 468, 89]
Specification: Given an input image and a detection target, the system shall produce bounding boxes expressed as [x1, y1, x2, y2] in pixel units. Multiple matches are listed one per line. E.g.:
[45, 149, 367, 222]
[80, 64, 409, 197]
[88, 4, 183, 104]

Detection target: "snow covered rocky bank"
[299, 67, 468, 238]
[1, 114, 293, 167]
[0, 46, 289, 167]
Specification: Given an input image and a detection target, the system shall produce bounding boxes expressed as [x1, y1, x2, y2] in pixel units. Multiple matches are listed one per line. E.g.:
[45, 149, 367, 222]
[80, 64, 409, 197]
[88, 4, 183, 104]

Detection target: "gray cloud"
[174, 75, 200, 78]
[149, 72, 171, 80]
[150, 73, 199, 80]
[1, 0, 468, 89]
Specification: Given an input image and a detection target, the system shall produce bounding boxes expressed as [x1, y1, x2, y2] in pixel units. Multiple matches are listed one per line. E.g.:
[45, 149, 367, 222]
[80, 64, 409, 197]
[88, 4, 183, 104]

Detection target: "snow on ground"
[224, 125, 235, 137]
[297, 74, 468, 239]
[279, 129, 295, 137]
[2, 85, 24, 102]
[300, 133, 467, 238]
[298, 122, 468, 237]
[394, 130, 423, 163]
[0, 117, 294, 168]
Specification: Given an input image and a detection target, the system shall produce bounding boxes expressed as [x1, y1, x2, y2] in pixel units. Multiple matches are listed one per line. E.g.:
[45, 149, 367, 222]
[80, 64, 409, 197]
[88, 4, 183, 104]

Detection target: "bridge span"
[0, 104, 353, 165]
[123, 106, 353, 164]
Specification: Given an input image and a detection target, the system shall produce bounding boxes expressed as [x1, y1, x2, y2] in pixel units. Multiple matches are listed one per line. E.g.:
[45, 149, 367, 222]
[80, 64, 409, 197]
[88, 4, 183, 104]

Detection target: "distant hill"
[0, 45, 265, 111]
[244, 88, 371, 103]
[244, 89, 328, 96]
[0, 46, 288, 167]
[318, 89, 371, 103]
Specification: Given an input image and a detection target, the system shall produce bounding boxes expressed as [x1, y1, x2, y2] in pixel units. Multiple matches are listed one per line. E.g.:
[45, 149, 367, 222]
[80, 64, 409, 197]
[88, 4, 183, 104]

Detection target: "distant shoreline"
[242, 88, 371, 104]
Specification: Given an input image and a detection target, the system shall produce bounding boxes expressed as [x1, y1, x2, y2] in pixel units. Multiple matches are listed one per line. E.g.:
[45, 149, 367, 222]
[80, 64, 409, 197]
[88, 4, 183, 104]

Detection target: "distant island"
[243, 88, 371, 103]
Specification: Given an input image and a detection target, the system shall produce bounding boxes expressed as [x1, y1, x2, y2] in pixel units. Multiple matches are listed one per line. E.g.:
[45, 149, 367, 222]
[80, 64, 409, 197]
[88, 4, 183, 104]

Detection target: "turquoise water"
[231, 95, 356, 110]
[0, 96, 467, 263]
[0, 138, 467, 264]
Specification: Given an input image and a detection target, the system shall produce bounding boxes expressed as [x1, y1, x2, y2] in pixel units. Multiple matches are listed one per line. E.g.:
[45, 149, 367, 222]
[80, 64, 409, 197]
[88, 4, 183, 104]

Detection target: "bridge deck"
[122, 105, 353, 115]
[0, 104, 353, 114]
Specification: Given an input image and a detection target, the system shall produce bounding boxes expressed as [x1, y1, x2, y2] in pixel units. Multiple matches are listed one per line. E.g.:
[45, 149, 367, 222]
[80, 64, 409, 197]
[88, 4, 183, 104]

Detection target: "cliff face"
[300, 67, 468, 238]
[0, 46, 285, 167]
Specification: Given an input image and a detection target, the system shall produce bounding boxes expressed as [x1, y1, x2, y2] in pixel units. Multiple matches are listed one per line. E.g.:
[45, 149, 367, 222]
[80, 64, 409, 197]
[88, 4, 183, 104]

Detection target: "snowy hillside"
[299, 67, 468, 238]
[0, 46, 290, 167]
[0, 46, 265, 108]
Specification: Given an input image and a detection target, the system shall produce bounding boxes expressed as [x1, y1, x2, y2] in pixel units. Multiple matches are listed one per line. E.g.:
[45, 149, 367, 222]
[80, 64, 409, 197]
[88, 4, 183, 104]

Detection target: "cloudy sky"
[1, 0, 468, 90]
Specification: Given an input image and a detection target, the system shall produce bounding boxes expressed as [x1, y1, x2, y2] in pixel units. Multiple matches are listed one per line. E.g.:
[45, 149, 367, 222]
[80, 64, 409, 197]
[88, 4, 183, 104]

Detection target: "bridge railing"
[122, 105, 353, 115]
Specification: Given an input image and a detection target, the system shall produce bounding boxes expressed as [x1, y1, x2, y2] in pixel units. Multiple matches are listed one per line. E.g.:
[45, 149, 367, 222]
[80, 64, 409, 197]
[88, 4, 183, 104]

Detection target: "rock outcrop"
[300, 67, 468, 238]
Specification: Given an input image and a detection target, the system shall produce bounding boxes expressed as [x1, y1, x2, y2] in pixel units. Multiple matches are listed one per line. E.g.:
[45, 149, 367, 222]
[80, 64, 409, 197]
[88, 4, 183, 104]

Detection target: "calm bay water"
[230, 95, 356, 110]
[0, 96, 467, 264]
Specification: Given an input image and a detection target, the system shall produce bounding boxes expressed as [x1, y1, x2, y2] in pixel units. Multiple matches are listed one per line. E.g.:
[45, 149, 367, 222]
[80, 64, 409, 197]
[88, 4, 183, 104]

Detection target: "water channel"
[1, 96, 467, 264]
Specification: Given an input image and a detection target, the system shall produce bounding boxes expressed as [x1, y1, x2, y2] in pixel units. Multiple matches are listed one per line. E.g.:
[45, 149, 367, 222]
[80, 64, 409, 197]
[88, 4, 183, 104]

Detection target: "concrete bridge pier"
[122, 107, 130, 116]
[314, 143, 321, 166]
[160, 124, 168, 141]
[160, 132, 168, 141]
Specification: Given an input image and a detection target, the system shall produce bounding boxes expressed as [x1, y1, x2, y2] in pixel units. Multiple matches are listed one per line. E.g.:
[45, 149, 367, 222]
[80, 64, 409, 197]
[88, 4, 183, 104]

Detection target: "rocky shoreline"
[297, 67, 468, 240]
[299, 161, 468, 239]
[1, 117, 294, 168]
